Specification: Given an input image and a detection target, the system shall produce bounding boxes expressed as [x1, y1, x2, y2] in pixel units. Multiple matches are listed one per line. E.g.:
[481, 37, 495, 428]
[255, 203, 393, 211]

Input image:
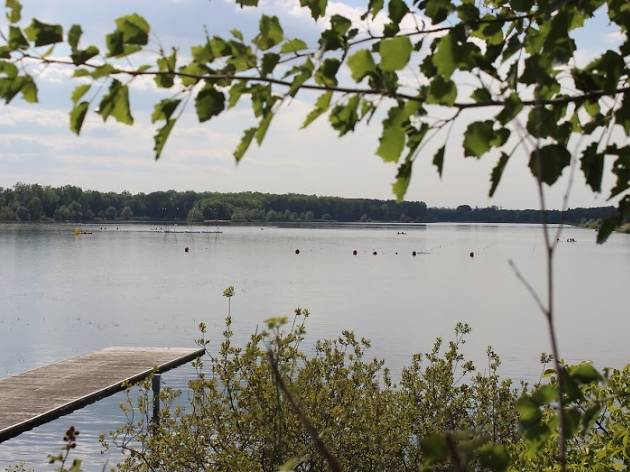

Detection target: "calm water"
[1, 223, 629, 469]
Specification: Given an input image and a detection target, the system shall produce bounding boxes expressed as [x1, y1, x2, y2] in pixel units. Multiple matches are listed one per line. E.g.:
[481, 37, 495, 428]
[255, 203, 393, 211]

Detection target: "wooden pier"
[0, 346, 204, 442]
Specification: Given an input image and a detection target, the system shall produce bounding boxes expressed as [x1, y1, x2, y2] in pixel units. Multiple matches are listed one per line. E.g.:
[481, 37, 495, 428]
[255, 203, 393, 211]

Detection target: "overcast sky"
[0, 0, 624, 208]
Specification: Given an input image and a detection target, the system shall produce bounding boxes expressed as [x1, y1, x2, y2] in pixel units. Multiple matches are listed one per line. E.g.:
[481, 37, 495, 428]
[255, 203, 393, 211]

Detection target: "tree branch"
[267, 350, 342, 472]
[19, 53, 630, 110]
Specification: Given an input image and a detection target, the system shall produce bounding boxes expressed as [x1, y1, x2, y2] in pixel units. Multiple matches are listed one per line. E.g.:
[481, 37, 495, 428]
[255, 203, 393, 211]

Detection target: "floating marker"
[412, 251, 416, 256]
[295, 249, 300, 255]
[372, 251, 377, 255]
[352, 250, 357, 256]
[185, 247, 190, 253]
[469, 251, 474, 258]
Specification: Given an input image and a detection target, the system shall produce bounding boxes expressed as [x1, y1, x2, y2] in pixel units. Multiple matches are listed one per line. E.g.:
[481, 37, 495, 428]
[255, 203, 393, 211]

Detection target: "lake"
[1, 223, 629, 470]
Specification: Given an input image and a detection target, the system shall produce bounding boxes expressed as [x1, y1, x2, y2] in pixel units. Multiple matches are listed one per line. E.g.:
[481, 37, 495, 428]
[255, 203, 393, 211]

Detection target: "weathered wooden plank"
[0, 346, 204, 443]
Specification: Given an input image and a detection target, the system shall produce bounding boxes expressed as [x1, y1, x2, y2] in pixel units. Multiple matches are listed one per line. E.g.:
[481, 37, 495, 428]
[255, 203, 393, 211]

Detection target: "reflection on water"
[1, 223, 629, 469]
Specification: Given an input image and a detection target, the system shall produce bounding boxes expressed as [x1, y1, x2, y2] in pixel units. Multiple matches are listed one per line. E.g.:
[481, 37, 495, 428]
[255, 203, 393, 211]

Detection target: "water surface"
[1, 223, 629, 469]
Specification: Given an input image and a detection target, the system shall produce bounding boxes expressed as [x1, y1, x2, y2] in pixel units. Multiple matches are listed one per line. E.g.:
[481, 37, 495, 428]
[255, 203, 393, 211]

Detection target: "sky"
[0, 0, 625, 208]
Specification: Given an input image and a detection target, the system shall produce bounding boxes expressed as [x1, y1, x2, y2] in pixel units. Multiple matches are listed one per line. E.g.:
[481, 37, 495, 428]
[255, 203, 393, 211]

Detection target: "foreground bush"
[89, 296, 628, 471]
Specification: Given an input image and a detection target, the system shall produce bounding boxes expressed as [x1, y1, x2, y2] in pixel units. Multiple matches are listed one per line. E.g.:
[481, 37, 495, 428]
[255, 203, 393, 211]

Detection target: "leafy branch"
[0, 0, 628, 231]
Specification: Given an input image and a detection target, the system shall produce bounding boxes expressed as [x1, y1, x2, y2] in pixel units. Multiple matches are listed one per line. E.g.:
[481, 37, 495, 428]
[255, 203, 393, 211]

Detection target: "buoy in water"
[469, 251, 474, 258]
[412, 251, 416, 256]
[295, 249, 300, 255]
[185, 247, 190, 253]
[352, 249, 357, 256]
[372, 251, 377, 255]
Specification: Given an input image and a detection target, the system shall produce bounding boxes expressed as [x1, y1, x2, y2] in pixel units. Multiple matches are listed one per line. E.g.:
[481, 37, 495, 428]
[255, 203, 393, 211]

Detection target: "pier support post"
[152, 374, 161, 425]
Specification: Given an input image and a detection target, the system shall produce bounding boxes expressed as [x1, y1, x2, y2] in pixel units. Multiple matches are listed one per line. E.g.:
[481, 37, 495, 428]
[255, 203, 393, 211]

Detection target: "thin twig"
[267, 350, 342, 472]
[508, 259, 546, 313]
[444, 433, 466, 472]
[17, 53, 630, 110]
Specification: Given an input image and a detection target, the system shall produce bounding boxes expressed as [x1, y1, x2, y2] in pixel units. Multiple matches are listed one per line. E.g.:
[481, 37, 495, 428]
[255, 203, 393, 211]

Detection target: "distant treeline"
[0, 183, 617, 225]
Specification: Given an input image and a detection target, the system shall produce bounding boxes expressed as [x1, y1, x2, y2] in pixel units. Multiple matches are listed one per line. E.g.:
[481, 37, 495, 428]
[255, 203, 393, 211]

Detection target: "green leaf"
[365, 0, 383, 18]
[477, 444, 510, 471]
[288, 58, 314, 97]
[279, 457, 307, 472]
[154, 119, 176, 160]
[433, 145, 445, 177]
[261, 53, 280, 77]
[420, 433, 448, 465]
[71, 46, 99, 65]
[580, 142, 604, 193]
[5, 0, 21, 23]
[230, 29, 244, 41]
[422, 0, 451, 23]
[19, 76, 37, 103]
[0, 60, 18, 77]
[379, 37, 412, 71]
[471, 88, 491, 103]
[151, 98, 181, 123]
[228, 81, 247, 109]
[280, 38, 307, 54]
[377, 101, 419, 162]
[532, 384, 557, 404]
[24, 19, 63, 46]
[114, 13, 150, 46]
[234, 127, 257, 162]
[8, 26, 29, 50]
[392, 159, 412, 201]
[91, 63, 115, 79]
[528, 144, 571, 185]
[404, 123, 429, 160]
[72, 68, 90, 78]
[255, 112, 274, 145]
[489, 152, 509, 197]
[496, 93, 523, 125]
[570, 362, 603, 384]
[609, 146, 630, 198]
[347, 49, 376, 82]
[314, 58, 340, 87]
[155, 49, 177, 88]
[378, 125, 406, 162]
[68, 24, 82, 51]
[105, 31, 124, 57]
[463, 120, 494, 157]
[616, 92, 630, 134]
[191, 42, 214, 63]
[227, 41, 257, 72]
[71, 84, 90, 104]
[195, 86, 225, 122]
[98, 79, 133, 125]
[427, 76, 457, 106]
[597, 215, 619, 244]
[473, 20, 504, 46]
[106, 15, 147, 58]
[581, 404, 602, 434]
[178, 63, 207, 86]
[517, 395, 542, 426]
[330, 95, 360, 136]
[302, 91, 332, 128]
[69, 101, 89, 135]
[388, 0, 409, 23]
[299, 0, 328, 20]
[433, 33, 457, 78]
[254, 15, 284, 50]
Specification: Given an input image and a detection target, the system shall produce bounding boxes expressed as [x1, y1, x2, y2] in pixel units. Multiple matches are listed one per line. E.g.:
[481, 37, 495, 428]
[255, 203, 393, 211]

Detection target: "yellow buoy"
[73, 228, 81, 236]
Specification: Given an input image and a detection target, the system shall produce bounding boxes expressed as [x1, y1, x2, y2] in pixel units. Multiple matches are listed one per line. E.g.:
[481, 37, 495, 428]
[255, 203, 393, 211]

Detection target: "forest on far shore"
[0, 183, 618, 225]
